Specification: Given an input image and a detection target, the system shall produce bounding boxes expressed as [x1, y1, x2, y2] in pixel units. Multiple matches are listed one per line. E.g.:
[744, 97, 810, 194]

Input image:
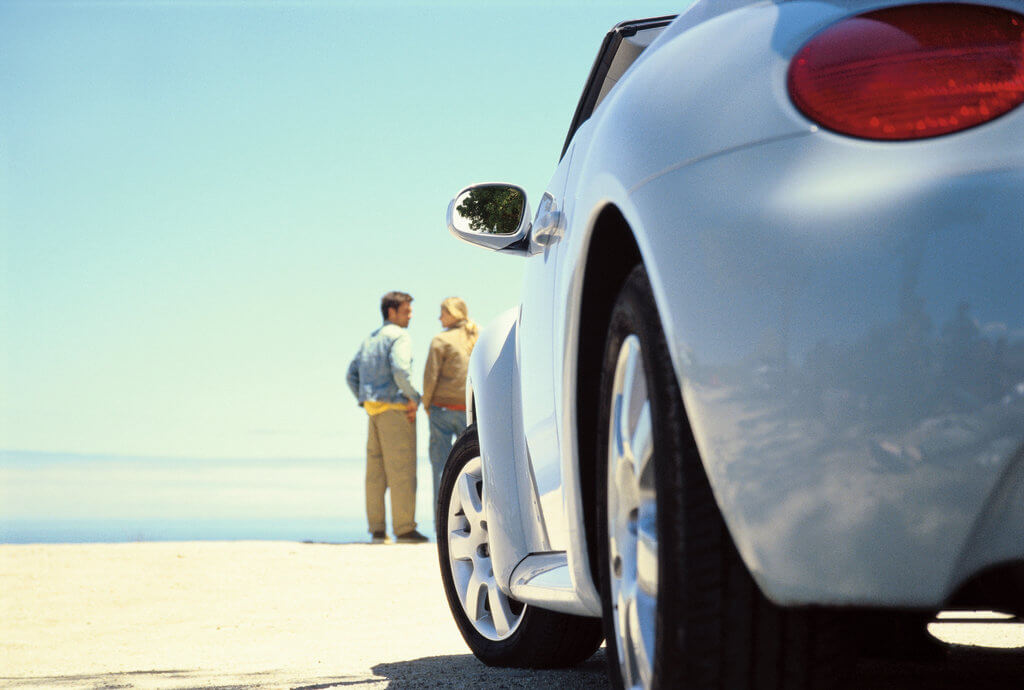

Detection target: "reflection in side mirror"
[446, 182, 531, 254]
[451, 185, 526, 235]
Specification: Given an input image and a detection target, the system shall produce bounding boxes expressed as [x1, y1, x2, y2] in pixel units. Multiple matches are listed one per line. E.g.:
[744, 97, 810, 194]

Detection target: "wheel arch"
[573, 204, 643, 587]
[570, 203, 762, 599]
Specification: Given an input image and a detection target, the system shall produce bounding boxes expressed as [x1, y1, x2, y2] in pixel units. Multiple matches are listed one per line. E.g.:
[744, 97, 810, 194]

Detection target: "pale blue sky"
[1, 0, 687, 460]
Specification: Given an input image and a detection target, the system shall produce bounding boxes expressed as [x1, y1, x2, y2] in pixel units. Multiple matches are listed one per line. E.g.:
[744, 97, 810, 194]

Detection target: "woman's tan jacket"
[422, 323, 475, 410]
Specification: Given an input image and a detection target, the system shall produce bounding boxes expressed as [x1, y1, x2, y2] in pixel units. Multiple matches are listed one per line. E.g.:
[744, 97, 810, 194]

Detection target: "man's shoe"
[371, 531, 389, 544]
[395, 529, 429, 544]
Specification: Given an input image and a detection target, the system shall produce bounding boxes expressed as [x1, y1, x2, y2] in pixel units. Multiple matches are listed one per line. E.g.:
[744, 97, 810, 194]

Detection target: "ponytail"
[441, 296, 479, 348]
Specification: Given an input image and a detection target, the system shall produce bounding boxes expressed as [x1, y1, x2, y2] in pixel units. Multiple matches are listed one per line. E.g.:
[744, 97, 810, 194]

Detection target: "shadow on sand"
[0, 654, 608, 689]
[851, 645, 1024, 689]
[371, 649, 609, 688]
[370, 646, 1024, 689]
[2, 646, 1021, 689]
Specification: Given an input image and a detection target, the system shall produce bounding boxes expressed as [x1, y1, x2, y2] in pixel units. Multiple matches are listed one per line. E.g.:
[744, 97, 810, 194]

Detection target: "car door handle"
[533, 210, 564, 246]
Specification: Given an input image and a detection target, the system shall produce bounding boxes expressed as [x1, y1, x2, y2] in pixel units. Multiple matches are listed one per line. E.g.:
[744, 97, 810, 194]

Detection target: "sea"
[0, 451, 438, 544]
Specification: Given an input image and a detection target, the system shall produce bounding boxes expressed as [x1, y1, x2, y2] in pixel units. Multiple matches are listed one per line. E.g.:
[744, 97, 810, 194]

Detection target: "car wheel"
[596, 265, 848, 689]
[437, 425, 604, 668]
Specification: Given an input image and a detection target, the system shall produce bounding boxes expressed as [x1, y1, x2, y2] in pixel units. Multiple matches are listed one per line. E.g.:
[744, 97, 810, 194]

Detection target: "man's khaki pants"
[365, 409, 417, 536]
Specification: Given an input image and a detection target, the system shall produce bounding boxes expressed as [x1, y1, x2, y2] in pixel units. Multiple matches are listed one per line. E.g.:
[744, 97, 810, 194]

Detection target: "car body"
[438, 1, 1024, 687]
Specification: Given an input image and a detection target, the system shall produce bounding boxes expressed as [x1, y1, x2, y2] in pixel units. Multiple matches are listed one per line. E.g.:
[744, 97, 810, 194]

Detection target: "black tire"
[436, 425, 604, 668]
[851, 610, 946, 662]
[595, 265, 850, 689]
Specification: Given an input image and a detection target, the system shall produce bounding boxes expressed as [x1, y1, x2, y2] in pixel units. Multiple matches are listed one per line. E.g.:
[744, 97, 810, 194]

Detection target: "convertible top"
[560, 15, 676, 160]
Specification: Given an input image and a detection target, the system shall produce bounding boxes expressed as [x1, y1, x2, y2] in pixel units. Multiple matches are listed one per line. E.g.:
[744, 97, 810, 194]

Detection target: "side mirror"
[447, 183, 531, 252]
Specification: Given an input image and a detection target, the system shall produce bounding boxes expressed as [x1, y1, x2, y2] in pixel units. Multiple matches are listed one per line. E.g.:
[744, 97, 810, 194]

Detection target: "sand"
[0, 541, 608, 689]
[2, 541, 1023, 689]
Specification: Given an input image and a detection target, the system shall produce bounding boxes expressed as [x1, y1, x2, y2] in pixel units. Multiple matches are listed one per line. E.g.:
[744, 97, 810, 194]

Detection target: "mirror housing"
[447, 183, 531, 253]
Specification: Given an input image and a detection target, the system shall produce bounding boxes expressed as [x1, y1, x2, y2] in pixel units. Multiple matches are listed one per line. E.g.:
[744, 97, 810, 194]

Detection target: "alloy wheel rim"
[447, 455, 526, 641]
[607, 334, 658, 689]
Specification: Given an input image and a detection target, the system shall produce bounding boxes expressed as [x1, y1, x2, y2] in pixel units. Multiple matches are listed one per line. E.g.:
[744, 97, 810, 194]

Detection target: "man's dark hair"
[380, 291, 413, 320]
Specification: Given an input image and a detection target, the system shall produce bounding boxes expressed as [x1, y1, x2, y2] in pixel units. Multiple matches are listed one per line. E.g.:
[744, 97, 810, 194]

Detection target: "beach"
[0, 541, 608, 689]
[2, 541, 1023, 689]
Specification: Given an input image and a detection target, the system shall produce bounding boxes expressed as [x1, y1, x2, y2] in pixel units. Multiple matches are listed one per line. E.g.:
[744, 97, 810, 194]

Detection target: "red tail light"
[788, 3, 1024, 140]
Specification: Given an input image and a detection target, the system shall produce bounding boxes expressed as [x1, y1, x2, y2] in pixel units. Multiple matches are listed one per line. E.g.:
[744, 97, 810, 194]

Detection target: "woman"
[422, 297, 478, 507]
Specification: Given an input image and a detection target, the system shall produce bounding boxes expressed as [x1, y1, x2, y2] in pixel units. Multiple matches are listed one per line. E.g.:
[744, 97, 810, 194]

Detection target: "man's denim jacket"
[346, 321, 421, 405]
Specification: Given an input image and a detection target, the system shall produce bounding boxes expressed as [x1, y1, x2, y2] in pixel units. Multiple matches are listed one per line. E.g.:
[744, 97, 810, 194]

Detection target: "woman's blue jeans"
[428, 406, 468, 509]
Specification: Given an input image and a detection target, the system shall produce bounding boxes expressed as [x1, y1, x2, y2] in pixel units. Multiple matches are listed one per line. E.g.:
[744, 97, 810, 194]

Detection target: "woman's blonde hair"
[441, 296, 479, 345]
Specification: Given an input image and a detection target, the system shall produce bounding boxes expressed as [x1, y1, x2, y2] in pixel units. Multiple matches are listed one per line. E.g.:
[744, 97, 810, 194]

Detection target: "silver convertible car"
[438, 2, 1024, 688]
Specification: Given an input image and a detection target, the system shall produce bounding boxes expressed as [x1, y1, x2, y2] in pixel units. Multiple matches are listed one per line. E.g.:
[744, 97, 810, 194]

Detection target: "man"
[346, 291, 429, 544]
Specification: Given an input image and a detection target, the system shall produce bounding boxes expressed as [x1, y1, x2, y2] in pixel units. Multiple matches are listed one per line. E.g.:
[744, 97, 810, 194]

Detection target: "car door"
[517, 143, 575, 550]
[520, 17, 675, 552]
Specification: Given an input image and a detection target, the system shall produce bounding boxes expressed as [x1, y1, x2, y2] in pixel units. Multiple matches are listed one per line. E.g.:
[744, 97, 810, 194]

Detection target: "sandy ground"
[2, 541, 1023, 689]
[0, 542, 607, 689]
